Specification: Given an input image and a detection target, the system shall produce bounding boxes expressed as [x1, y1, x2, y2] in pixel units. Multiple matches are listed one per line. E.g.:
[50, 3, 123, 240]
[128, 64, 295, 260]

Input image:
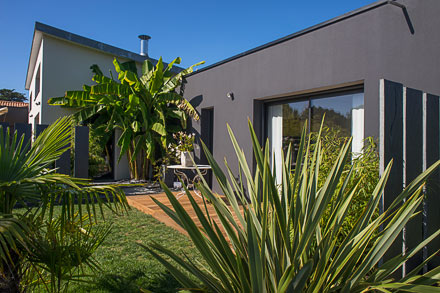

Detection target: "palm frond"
[0, 217, 29, 264]
[0, 116, 129, 291]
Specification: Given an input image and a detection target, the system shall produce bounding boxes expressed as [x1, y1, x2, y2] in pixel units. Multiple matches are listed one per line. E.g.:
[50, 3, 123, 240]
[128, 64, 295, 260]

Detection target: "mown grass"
[22, 204, 202, 292]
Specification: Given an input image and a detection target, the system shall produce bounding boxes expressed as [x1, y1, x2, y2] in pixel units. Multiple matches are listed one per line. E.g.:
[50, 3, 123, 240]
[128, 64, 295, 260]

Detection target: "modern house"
[24, 22, 176, 179]
[183, 0, 440, 272]
[23, 0, 439, 272]
[186, 0, 439, 178]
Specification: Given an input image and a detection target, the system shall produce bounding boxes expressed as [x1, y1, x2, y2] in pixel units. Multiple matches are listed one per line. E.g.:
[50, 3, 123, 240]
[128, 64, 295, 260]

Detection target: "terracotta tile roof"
[0, 100, 29, 108]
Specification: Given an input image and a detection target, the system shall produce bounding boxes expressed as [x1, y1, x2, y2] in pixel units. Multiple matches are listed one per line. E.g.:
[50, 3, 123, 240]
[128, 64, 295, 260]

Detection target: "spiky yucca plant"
[144, 120, 440, 292]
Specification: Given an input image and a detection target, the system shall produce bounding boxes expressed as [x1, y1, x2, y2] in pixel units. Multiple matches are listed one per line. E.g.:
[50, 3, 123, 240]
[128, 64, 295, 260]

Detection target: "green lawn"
[32, 204, 202, 292]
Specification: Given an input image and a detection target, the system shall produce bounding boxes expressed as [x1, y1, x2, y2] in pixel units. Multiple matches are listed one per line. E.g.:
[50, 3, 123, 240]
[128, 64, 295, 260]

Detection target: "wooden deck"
[126, 192, 243, 236]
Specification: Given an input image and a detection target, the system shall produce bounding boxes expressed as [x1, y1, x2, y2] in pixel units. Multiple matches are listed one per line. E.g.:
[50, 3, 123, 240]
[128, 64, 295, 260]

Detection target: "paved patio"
[126, 191, 243, 237]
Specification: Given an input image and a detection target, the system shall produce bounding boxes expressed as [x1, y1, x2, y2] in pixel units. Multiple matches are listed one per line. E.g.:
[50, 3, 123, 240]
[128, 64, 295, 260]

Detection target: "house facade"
[23, 0, 440, 270]
[24, 22, 170, 180]
[184, 0, 440, 187]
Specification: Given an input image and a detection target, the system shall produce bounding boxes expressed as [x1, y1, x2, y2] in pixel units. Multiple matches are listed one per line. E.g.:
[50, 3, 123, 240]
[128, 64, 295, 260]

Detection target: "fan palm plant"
[0, 116, 128, 291]
[143, 120, 440, 292]
[24, 213, 112, 292]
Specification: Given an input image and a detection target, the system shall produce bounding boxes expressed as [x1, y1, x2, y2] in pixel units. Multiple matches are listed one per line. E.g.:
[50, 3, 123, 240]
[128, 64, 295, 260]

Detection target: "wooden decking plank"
[126, 192, 243, 239]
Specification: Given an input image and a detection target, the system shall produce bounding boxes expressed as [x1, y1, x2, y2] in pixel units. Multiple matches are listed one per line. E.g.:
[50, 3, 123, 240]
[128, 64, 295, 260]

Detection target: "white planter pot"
[181, 151, 193, 167]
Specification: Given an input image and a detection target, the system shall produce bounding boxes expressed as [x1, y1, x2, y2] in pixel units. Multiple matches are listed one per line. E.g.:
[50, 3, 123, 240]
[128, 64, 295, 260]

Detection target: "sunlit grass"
[18, 205, 202, 292]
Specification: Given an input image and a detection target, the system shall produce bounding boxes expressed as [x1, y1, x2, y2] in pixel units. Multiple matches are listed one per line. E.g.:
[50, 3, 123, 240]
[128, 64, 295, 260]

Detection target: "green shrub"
[153, 142, 180, 182]
[88, 126, 111, 178]
[312, 127, 379, 243]
[144, 120, 440, 292]
[67, 120, 111, 179]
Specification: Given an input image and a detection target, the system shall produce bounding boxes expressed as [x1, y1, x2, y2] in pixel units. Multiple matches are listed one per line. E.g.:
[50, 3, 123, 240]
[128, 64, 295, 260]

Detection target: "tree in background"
[0, 89, 27, 102]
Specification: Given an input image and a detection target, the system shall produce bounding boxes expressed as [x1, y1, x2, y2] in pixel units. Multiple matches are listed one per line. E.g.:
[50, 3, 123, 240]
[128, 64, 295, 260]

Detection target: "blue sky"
[0, 0, 376, 98]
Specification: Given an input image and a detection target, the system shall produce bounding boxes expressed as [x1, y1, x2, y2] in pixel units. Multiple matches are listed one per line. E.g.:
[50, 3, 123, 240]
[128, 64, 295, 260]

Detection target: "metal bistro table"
[167, 164, 211, 199]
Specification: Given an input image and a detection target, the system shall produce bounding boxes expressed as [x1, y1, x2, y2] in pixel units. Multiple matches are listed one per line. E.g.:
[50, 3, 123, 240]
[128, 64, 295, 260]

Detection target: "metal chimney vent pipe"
[138, 35, 151, 56]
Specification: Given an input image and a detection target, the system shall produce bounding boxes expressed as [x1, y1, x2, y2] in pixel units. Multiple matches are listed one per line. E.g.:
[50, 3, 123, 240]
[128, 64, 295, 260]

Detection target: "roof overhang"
[25, 28, 43, 90]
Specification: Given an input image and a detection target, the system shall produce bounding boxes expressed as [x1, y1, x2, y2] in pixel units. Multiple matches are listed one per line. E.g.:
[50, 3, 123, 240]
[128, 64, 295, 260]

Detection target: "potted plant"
[175, 132, 195, 167]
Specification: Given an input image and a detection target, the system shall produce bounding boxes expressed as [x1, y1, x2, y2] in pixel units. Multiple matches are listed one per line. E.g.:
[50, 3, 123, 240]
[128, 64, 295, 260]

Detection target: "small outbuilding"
[0, 100, 29, 131]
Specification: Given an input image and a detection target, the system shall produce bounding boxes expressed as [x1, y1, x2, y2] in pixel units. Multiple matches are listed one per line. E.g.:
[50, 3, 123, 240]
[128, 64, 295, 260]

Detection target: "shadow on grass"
[141, 271, 184, 293]
[94, 270, 143, 292]
[88, 270, 183, 293]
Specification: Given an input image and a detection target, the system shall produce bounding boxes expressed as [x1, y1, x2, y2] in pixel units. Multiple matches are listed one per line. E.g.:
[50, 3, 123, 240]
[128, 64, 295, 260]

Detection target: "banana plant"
[49, 57, 204, 180]
[143, 120, 440, 292]
[0, 117, 128, 292]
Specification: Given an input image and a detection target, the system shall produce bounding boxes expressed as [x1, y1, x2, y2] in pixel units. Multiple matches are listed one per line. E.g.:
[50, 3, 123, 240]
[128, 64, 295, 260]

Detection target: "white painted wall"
[28, 40, 43, 131]
[26, 34, 145, 180]
[41, 35, 143, 125]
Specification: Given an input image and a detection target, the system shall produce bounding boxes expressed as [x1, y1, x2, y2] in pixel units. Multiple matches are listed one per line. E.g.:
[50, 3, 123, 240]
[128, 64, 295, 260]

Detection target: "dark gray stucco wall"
[183, 0, 440, 191]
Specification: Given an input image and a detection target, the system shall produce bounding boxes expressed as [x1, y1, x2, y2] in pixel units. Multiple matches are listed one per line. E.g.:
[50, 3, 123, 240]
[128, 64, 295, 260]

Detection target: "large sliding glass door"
[266, 91, 364, 183]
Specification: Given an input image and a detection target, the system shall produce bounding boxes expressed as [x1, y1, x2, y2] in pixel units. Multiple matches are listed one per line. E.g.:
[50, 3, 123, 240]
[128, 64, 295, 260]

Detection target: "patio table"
[167, 165, 211, 199]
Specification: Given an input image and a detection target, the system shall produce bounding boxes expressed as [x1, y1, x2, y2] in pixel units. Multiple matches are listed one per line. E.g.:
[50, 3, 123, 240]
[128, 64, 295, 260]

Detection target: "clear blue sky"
[0, 0, 376, 98]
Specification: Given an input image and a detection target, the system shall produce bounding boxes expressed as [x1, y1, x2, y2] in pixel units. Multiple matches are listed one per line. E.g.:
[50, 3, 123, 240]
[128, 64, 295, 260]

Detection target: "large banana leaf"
[48, 57, 204, 180]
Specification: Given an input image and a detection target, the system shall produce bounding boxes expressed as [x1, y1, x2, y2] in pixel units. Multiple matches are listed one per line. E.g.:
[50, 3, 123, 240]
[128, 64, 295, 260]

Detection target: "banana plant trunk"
[127, 144, 151, 180]
[127, 144, 138, 180]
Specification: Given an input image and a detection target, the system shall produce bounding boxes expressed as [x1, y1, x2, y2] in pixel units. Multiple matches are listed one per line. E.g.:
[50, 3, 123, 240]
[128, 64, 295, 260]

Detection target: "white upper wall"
[30, 34, 143, 125]
[25, 22, 182, 127]
[28, 38, 43, 127]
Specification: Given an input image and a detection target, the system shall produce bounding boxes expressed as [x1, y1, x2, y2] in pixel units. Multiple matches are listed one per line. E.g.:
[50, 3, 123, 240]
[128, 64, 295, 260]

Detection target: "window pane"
[282, 101, 308, 163]
[266, 92, 364, 178]
[311, 92, 364, 153]
[311, 94, 351, 136]
[35, 65, 41, 97]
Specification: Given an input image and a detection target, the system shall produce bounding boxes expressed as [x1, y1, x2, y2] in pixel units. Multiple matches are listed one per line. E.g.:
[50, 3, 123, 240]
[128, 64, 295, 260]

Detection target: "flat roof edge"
[187, 0, 391, 77]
